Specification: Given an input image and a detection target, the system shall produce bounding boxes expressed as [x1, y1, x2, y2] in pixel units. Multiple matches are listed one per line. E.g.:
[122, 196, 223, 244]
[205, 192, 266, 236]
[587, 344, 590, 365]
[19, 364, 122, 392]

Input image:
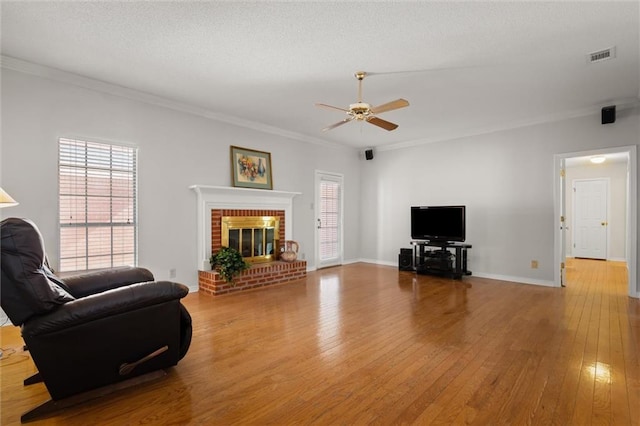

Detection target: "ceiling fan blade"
[367, 116, 398, 131]
[315, 103, 349, 113]
[370, 99, 410, 114]
[322, 117, 354, 131]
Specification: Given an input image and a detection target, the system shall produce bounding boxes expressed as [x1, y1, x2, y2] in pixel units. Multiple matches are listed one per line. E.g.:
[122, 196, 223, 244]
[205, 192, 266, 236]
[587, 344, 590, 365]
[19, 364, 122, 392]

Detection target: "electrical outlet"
[169, 268, 176, 278]
[531, 260, 538, 269]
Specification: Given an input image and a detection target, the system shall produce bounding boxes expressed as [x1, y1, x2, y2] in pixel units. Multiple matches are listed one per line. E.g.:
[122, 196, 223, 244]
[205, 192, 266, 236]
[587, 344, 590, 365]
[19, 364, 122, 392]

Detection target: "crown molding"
[3, 55, 637, 154]
[378, 98, 640, 152]
[0, 55, 347, 150]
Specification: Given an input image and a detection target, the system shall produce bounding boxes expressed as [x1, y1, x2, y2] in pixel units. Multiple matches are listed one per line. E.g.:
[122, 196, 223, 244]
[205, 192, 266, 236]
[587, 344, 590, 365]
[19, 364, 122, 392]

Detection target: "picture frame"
[230, 146, 273, 190]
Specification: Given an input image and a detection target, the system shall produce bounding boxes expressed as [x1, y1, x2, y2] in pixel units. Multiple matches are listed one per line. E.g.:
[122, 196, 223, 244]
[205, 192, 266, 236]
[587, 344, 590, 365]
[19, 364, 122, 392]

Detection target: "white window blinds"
[319, 180, 340, 261]
[58, 138, 137, 272]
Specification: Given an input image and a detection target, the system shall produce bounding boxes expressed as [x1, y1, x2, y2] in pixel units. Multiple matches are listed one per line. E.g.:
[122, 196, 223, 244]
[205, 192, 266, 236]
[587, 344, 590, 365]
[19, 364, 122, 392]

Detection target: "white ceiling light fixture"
[590, 156, 606, 164]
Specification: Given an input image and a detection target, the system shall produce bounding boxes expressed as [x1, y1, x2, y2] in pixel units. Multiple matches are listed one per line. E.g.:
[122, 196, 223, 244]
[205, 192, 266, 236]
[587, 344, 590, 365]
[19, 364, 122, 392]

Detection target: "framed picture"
[230, 146, 273, 190]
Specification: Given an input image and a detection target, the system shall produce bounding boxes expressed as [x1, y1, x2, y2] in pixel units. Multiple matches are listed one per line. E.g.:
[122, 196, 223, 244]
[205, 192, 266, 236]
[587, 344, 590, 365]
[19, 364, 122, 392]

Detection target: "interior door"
[315, 171, 343, 269]
[573, 178, 608, 259]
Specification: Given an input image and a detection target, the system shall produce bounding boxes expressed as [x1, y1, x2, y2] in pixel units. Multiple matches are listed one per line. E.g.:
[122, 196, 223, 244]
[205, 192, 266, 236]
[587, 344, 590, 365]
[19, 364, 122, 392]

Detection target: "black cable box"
[426, 250, 453, 259]
[421, 257, 453, 270]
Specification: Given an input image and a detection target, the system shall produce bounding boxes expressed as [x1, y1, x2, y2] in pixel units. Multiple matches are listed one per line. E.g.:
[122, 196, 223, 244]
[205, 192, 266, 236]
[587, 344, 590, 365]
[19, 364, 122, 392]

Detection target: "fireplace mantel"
[190, 185, 301, 270]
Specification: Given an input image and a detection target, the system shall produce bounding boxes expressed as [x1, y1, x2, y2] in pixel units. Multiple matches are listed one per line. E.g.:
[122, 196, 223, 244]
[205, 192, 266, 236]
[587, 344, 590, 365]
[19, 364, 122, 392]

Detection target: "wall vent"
[588, 47, 616, 63]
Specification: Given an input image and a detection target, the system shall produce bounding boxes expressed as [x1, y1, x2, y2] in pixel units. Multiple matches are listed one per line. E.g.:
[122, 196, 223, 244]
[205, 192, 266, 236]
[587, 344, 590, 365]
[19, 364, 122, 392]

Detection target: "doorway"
[315, 171, 344, 269]
[554, 146, 637, 297]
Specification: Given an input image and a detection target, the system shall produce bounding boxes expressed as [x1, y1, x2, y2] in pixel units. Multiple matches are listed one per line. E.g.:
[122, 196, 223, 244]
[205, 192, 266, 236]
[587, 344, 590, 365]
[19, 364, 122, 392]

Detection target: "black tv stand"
[411, 240, 472, 279]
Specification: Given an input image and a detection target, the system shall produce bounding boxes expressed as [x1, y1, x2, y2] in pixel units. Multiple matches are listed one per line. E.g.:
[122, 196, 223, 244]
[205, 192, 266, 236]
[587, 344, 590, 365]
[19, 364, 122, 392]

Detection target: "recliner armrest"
[59, 266, 155, 298]
[22, 281, 188, 336]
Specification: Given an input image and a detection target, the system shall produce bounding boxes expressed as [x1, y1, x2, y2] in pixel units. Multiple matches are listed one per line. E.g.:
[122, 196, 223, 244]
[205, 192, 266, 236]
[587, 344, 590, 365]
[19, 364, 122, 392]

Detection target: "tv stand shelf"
[411, 241, 472, 279]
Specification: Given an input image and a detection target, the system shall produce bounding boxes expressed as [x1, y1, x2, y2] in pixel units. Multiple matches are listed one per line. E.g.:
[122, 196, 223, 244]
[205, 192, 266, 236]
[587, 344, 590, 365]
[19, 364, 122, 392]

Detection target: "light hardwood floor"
[1, 259, 638, 425]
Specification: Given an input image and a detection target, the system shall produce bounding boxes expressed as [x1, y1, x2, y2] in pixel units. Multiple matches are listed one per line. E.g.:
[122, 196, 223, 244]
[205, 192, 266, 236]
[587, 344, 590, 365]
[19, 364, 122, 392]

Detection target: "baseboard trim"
[354, 258, 397, 267]
[472, 272, 556, 287]
[356, 259, 557, 286]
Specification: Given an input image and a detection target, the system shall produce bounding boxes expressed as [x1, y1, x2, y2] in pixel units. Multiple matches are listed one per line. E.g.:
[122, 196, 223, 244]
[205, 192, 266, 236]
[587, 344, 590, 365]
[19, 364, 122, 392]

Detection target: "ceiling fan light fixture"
[349, 102, 372, 120]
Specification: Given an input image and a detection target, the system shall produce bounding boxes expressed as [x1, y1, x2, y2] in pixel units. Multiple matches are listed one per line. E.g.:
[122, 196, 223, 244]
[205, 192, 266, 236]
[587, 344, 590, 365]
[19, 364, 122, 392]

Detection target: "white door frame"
[554, 145, 637, 298]
[559, 157, 567, 287]
[314, 170, 344, 269]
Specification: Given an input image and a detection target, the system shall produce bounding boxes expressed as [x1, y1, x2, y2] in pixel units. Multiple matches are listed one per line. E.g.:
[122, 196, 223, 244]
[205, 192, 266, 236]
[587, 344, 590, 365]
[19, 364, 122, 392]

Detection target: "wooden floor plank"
[529, 270, 586, 424]
[592, 262, 613, 425]
[610, 270, 632, 425]
[1, 259, 638, 425]
[570, 261, 601, 425]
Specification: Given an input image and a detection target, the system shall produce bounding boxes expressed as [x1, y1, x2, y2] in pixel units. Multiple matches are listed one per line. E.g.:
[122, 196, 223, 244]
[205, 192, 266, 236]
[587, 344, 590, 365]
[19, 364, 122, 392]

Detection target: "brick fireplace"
[190, 185, 306, 296]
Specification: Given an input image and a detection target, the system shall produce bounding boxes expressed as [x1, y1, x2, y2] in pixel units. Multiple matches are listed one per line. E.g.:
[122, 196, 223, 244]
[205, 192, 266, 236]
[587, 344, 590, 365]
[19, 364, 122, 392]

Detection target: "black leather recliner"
[0, 217, 192, 422]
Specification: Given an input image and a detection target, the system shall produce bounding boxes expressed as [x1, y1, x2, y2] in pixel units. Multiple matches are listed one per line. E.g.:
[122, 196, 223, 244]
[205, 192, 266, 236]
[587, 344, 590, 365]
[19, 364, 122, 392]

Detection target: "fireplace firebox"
[222, 216, 280, 263]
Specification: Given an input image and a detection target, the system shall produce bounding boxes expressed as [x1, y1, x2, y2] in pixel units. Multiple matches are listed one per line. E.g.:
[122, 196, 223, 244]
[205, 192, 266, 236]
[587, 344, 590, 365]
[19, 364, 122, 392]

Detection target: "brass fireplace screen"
[221, 216, 280, 262]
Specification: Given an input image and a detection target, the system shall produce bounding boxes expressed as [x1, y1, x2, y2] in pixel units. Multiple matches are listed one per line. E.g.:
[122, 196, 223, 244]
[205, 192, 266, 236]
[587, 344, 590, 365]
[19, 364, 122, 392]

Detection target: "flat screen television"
[411, 205, 466, 242]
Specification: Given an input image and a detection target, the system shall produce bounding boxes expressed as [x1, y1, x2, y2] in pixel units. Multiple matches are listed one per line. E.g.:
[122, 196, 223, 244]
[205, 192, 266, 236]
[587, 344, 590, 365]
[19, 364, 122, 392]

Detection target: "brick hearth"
[199, 260, 307, 296]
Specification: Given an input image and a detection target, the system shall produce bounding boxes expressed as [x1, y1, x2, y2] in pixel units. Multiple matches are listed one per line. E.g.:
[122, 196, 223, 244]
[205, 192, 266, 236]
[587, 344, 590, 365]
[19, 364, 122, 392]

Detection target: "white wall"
[0, 69, 362, 291]
[2, 66, 638, 297]
[565, 160, 628, 260]
[360, 108, 639, 290]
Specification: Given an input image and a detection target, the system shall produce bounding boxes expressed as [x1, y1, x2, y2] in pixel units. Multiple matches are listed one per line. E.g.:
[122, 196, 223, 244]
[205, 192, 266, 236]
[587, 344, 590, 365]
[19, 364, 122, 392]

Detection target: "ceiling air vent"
[588, 47, 616, 64]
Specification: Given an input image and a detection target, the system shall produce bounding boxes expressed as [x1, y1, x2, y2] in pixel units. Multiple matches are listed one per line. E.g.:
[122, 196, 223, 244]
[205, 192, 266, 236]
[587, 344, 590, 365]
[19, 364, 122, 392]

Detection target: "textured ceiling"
[1, 1, 638, 149]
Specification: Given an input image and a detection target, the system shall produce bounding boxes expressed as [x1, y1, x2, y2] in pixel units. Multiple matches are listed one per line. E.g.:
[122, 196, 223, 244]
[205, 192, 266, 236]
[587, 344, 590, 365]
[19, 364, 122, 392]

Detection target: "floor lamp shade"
[0, 187, 19, 208]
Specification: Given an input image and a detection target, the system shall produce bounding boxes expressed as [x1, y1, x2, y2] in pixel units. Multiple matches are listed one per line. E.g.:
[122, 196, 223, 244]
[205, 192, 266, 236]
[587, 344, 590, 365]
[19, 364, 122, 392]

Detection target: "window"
[319, 179, 340, 261]
[58, 138, 137, 272]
